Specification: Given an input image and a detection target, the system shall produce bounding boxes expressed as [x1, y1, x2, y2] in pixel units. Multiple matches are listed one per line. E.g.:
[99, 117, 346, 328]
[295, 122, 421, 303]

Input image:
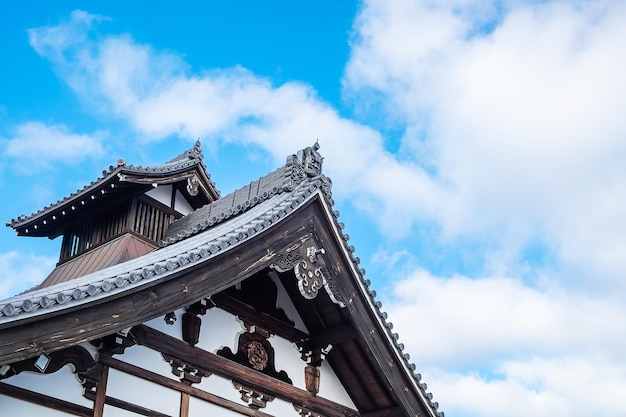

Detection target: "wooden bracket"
[233, 382, 275, 410]
[162, 353, 211, 385]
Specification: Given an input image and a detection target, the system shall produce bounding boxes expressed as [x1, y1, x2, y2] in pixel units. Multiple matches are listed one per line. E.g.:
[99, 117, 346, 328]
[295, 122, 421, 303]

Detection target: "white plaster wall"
[146, 184, 173, 208]
[146, 305, 356, 411]
[0, 363, 92, 412]
[105, 367, 180, 417]
[270, 271, 309, 333]
[270, 274, 357, 409]
[174, 189, 194, 215]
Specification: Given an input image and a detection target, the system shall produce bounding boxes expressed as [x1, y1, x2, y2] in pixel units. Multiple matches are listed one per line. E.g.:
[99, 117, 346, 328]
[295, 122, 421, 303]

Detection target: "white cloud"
[429, 357, 626, 417]
[346, 0, 626, 287]
[2, 121, 104, 170]
[0, 251, 56, 299]
[386, 269, 626, 367]
[425, 356, 626, 417]
[384, 268, 626, 417]
[26, 10, 443, 234]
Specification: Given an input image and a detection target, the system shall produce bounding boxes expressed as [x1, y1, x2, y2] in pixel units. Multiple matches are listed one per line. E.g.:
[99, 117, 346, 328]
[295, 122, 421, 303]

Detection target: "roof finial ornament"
[189, 139, 203, 160]
[297, 141, 323, 177]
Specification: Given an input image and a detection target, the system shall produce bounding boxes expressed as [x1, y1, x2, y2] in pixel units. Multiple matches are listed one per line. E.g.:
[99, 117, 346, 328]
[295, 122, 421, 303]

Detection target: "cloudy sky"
[1, 1, 626, 416]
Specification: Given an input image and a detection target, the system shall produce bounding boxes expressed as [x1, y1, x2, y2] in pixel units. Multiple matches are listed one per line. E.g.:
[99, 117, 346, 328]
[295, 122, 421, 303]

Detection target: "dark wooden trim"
[310, 324, 358, 347]
[180, 392, 190, 417]
[211, 292, 309, 343]
[361, 407, 405, 417]
[170, 185, 176, 210]
[308, 206, 433, 417]
[92, 364, 108, 417]
[0, 381, 92, 417]
[100, 355, 274, 417]
[137, 194, 180, 218]
[84, 389, 173, 417]
[130, 324, 360, 417]
[128, 196, 139, 237]
[0, 202, 318, 365]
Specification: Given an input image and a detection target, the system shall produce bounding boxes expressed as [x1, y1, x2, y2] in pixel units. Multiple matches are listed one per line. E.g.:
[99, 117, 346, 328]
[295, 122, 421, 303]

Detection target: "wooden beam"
[0, 381, 92, 417]
[309, 211, 435, 417]
[211, 292, 309, 343]
[130, 324, 360, 417]
[180, 392, 190, 417]
[92, 364, 109, 417]
[100, 355, 274, 417]
[84, 389, 173, 417]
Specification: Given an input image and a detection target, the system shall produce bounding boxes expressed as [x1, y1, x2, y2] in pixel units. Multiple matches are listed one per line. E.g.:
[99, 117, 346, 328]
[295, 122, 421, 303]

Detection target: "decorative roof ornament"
[167, 139, 204, 164]
[188, 139, 203, 160]
[186, 176, 200, 196]
[270, 243, 345, 308]
[298, 141, 323, 177]
[282, 142, 324, 192]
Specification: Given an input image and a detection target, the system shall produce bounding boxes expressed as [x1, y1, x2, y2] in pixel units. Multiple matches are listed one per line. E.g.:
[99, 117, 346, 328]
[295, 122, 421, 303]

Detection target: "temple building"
[0, 142, 443, 417]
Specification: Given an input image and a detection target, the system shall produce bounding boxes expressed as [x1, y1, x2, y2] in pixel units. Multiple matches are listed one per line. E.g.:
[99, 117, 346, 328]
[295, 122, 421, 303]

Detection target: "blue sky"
[2, 1, 626, 416]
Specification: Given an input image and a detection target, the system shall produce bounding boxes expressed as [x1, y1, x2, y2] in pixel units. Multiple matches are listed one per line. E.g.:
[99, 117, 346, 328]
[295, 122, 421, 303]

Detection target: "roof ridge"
[166, 139, 203, 164]
[162, 143, 328, 246]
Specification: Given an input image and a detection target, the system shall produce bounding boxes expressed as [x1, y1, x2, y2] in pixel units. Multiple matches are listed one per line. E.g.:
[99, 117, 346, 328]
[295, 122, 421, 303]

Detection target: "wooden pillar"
[179, 392, 190, 417]
[93, 364, 109, 417]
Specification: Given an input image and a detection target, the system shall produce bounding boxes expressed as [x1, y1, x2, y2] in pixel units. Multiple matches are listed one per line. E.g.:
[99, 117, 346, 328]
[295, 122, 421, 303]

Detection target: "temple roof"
[0, 143, 443, 417]
[5, 140, 219, 238]
[163, 144, 330, 247]
[0, 144, 332, 317]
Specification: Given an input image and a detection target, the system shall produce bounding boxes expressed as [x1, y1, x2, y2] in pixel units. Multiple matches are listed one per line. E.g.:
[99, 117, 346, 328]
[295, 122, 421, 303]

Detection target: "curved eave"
[7, 160, 217, 238]
[0, 180, 323, 363]
[314, 194, 440, 417]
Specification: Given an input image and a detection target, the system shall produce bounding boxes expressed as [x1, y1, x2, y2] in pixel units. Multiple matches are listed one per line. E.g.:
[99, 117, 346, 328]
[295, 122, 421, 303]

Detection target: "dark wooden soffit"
[0, 199, 320, 365]
[304, 209, 434, 417]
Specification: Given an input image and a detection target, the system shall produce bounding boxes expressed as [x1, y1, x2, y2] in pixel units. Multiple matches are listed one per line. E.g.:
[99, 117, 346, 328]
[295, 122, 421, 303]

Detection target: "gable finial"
[281, 141, 325, 192]
[297, 141, 323, 177]
[189, 139, 203, 160]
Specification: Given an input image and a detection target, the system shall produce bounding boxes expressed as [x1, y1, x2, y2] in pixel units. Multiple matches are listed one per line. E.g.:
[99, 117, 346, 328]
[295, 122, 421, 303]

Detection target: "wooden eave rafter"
[12, 174, 128, 238]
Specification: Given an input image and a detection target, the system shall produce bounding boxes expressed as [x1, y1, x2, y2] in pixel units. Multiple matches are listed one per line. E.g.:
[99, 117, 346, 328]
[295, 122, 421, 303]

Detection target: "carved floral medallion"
[246, 341, 269, 371]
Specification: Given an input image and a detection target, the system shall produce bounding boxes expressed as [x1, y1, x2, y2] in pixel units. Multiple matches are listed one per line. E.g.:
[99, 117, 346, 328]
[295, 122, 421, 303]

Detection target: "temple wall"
[0, 282, 356, 414]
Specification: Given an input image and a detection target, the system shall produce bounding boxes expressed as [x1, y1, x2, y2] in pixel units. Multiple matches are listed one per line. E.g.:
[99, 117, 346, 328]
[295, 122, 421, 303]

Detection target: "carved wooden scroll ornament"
[270, 245, 345, 308]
